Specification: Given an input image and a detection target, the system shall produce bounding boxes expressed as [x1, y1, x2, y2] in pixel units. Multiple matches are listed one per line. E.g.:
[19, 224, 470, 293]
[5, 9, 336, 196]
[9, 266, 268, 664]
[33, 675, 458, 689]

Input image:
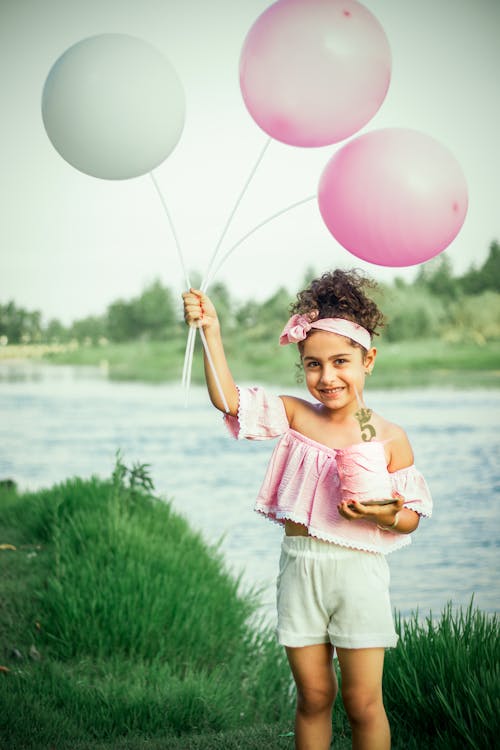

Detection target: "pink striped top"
[224, 386, 433, 555]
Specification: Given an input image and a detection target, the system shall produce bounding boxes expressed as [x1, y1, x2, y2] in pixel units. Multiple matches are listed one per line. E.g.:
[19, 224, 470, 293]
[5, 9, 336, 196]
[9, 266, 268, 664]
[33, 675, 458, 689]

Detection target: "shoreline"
[1, 340, 499, 389]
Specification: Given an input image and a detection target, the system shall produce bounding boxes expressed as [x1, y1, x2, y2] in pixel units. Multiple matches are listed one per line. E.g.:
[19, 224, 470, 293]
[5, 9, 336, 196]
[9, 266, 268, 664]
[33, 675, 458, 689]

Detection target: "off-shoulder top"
[224, 386, 433, 555]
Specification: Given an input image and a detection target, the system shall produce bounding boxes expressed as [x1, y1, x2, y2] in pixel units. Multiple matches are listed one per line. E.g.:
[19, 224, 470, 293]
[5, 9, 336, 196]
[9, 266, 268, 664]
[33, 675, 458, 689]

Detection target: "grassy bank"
[2, 336, 499, 387]
[0, 463, 299, 749]
[1, 467, 498, 749]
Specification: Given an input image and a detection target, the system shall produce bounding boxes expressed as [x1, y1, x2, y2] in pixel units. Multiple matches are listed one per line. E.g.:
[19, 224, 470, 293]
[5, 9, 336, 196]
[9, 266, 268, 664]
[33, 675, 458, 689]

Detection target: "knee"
[341, 687, 384, 727]
[297, 681, 337, 717]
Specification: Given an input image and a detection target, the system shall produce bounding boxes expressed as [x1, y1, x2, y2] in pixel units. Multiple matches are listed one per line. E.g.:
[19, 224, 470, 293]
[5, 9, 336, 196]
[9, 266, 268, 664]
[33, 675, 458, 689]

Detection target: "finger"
[338, 501, 359, 519]
[348, 500, 367, 515]
[355, 508, 368, 518]
[184, 308, 203, 325]
[184, 300, 202, 312]
[183, 299, 199, 315]
[184, 296, 204, 313]
[188, 290, 207, 311]
[184, 303, 201, 317]
[191, 288, 212, 308]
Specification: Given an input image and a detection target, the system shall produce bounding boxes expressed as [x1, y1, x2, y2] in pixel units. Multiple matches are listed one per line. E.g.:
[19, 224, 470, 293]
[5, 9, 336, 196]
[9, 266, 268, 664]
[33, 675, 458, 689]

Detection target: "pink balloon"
[318, 128, 468, 267]
[239, 0, 391, 147]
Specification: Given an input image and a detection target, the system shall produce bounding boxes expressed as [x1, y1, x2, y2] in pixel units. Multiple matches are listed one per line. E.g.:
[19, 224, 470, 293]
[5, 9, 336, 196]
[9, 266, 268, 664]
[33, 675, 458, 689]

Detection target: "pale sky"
[1, 0, 499, 324]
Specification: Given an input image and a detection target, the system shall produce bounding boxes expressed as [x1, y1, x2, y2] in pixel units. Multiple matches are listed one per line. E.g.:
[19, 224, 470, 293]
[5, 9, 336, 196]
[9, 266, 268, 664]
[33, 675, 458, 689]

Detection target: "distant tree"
[0, 301, 22, 343]
[45, 318, 70, 343]
[132, 280, 176, 339]
[234, 287, 291, 340]
[107, 299, 138, 342]
[25, 311, 42, 342]
[459, 240, 500, 295]
[444, 290, 500, 343]
[106, 281, 177, 342]
[381, 285, 448, 341]
[208, 281, 233, 330]
[257, 287, 290, 322]
[414, 253, 459, 300]
[70, 315, 108, 344]
[482, 240, 500, 290]
[235, 299, 261, 330]
[0, 301, 42, 344]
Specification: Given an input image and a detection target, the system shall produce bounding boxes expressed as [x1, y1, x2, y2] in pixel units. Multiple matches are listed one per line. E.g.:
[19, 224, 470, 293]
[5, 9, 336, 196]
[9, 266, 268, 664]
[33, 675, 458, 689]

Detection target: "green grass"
[0, 465, 296, 748]
[36, 336, 500, 387]
[371, 339, 500, 388]
[1, 467, 498, 750]
[42, 338, 188, 382]
[385, 604, 499, 750]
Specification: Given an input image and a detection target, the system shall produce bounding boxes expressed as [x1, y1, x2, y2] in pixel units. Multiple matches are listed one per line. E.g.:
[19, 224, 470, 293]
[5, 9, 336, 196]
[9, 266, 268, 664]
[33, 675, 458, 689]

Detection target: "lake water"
[1, 361, 499, 623]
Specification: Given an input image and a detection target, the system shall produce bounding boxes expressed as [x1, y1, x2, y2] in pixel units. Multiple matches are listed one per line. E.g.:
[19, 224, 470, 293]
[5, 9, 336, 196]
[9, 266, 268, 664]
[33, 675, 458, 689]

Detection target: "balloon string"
[183, 327, 196, 404]
[149, 171, 191, 290]
[195, 195, 315, 410]
[199, 326, 230, 413]
[149, 171, 227, 410]
[204, 195, 316, 290]
[354, 385, 365, 410]
[182, 324, 228, 412]
[149, 169, 194, 390]
[182, 327, 196, 391]
[148, 169, 192, 387]
[182, 136, 272, 407]
[200, 136, 271, 293]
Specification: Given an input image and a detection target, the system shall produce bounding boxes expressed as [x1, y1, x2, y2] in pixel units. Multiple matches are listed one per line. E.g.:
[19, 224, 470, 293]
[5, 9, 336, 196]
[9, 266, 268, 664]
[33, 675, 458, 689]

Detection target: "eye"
[305, 360, 320, 368]
[334, 358, 348, 365]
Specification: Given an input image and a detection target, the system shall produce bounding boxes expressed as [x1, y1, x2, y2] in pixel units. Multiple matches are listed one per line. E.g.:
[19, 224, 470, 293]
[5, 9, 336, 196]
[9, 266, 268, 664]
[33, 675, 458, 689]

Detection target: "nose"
[319, 364, 336, 385]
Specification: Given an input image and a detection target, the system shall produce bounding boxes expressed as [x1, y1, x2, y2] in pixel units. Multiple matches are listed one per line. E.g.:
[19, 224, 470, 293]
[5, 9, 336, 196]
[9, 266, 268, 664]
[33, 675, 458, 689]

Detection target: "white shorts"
[276, 535, 398, 649]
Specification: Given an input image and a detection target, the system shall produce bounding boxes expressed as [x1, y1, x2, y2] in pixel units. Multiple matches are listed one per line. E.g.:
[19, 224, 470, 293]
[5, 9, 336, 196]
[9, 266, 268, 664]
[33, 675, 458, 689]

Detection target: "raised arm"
[182, 288, 239, 415]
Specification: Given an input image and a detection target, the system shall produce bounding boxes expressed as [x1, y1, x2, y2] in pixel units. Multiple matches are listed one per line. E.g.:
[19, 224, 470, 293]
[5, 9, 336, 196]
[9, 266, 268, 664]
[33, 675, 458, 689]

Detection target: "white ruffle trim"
[404, 502, 432, 519]
[234, 385, 246, 439]
[223, 386, 245, 440]
[254, 506, 412, 555]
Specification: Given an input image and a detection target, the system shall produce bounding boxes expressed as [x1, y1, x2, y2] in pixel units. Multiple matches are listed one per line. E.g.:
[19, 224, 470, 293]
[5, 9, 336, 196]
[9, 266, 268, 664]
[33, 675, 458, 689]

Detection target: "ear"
[364, 347, 377, 375]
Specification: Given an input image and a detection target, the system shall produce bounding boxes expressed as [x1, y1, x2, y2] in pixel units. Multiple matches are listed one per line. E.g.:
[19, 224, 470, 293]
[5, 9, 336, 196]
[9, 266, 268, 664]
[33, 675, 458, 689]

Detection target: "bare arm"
[182, 289, 239, 415]
[338, 427, 420, 534]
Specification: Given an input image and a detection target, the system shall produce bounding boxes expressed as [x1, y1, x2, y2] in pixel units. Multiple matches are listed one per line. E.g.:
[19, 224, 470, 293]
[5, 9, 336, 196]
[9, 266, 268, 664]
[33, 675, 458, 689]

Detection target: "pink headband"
[279, 313, 372, 350]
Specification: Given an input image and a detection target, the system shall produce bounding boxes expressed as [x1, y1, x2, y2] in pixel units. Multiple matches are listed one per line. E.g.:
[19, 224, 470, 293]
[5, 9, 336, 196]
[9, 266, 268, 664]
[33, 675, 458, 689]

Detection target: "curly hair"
[290, 269, 385, 338]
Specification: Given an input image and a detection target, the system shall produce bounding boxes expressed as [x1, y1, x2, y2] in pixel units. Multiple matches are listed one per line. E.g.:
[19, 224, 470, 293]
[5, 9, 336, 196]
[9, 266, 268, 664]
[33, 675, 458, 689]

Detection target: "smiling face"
[301, 330, 376, 414]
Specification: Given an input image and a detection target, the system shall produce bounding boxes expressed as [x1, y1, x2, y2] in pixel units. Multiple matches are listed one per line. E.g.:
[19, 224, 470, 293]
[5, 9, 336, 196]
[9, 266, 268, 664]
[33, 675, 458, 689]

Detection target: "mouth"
[319, 387, 344, 396]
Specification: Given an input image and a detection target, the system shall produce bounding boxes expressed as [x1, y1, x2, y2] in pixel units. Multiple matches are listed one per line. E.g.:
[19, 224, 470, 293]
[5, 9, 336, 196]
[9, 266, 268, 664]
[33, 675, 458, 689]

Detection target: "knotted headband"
[279, 313, 372, 350]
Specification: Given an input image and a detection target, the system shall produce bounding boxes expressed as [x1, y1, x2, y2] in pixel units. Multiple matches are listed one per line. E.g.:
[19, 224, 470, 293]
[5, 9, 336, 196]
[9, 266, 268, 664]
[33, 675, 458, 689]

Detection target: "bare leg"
[336, 647, 390, 750]
[285, 642, 338, 750]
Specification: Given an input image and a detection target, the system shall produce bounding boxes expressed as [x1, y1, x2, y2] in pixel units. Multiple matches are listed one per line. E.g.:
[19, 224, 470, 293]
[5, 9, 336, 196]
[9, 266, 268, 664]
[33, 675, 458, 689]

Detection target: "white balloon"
[42, 34, 185, 180]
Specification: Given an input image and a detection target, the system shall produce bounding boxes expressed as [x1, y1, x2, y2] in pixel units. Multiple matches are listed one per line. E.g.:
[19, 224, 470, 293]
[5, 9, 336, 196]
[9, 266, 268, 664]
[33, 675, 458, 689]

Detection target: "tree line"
[2, 240, 499, 346]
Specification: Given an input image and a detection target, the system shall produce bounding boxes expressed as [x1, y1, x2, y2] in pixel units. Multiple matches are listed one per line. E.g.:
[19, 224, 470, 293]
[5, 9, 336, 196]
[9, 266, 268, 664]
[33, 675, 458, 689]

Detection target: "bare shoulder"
[372, 413, 414, 471]
[279, 395, 316, 426]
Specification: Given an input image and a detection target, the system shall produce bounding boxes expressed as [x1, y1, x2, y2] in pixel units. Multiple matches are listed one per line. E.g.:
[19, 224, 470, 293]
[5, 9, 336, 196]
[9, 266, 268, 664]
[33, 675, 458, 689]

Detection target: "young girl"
[182, 269, 432, 750]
